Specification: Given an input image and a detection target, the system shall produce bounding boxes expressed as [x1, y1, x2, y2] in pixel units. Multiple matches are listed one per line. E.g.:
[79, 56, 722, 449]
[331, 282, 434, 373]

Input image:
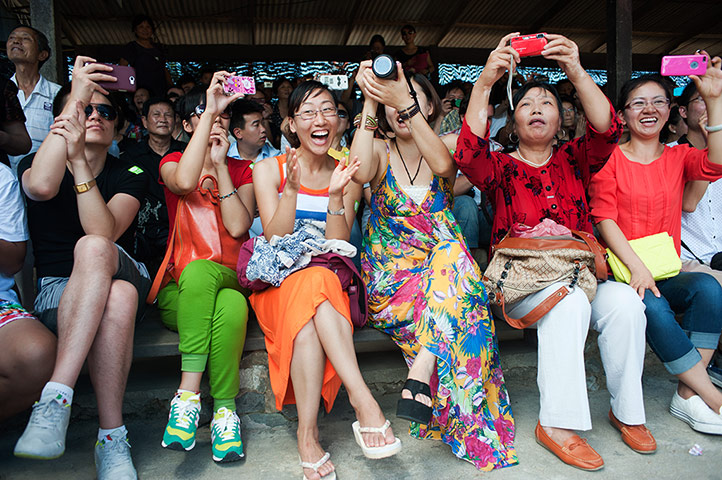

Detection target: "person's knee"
[73, 235, 117, 271]
[294, 320, 320, 349]
[215, 289, 248, 331]
[543, 287, 591, 330]
[178, 259, 216, 285]
[104, 280, 138, 330]
[689, 273, 722, 309]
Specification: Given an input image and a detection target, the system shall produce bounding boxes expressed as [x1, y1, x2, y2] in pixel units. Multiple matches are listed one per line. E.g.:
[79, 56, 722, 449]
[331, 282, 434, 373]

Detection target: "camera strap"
[507, 55, 515, 110]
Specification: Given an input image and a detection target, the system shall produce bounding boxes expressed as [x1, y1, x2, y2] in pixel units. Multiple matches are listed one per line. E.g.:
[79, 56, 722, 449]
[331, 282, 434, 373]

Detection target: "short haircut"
[511, 81, 563, 118]
[11, 25, 51, 67]
[616, 74, 674, 111]
[377, 72, 442, 135]
[443, 80, 465, 97]
[52, 82, 120, 126]
[559, 94, 576, 107]
[677, 81, 698, 108]
[142, 97, 174, 117]
[178, 74, 195, 87]
[176, 86, 206, 121]
[230, 99, 264, 133]
[131, 15, 155, 33]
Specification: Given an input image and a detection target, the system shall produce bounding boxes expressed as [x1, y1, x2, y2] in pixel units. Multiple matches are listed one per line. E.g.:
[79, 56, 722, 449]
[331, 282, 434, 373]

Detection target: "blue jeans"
[643, 271, 722, 375]
[453, 195, 494, 249]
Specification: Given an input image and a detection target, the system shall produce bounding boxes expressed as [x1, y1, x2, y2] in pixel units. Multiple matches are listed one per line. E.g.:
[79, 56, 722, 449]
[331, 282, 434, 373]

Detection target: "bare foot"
[542, 426, 578, 446]
[298, 430, 334, 480]
[401, 348, 436, 407]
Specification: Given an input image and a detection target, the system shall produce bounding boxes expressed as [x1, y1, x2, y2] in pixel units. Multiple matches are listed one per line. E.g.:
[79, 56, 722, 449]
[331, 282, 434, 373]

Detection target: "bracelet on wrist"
[219, 187, 238, 201]
[398, 103, 420, 121]
[704, 123, 722, 133]
[364, 115, 378, 131]
[326, 206, 345, 216]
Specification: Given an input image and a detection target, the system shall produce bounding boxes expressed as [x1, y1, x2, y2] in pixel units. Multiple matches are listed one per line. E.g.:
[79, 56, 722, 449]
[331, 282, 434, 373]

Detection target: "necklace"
[516, 148, 553, 167]
[395, 140, 423, 185]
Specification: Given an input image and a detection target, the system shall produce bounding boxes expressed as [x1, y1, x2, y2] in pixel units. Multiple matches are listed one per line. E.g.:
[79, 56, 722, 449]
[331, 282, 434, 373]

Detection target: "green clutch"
[606, 232, 682, 283]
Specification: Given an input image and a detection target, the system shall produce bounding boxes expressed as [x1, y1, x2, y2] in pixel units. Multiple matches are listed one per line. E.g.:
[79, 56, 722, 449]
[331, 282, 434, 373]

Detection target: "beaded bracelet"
[219, 187, 238, 201]
[364, 115, 378, 131]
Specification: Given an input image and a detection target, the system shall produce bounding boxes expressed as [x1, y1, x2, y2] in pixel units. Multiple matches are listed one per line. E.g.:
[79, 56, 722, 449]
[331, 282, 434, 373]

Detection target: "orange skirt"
[250, 267, 352, 412]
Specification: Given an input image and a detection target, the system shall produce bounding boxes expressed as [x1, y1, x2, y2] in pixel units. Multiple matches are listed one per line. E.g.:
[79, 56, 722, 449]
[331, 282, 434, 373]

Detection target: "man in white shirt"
[6, 25, 61, 172]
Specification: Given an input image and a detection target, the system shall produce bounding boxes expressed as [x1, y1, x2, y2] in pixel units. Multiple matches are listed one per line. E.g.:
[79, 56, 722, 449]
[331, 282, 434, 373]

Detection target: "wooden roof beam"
[432, 0, 468, 46]
[340, 0, 363, 46]
[528, 0, 570, 33]
[650, 13, 722, 54]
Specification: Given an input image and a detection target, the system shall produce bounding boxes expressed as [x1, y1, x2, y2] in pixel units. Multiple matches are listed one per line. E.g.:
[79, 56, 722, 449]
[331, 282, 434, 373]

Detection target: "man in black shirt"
[13, 58, 148, 480]
[124, 97, 185, 273]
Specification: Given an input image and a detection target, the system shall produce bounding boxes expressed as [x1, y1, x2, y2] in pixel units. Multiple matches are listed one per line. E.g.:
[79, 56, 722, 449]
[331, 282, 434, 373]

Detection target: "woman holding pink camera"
[456, 33, 651, 470]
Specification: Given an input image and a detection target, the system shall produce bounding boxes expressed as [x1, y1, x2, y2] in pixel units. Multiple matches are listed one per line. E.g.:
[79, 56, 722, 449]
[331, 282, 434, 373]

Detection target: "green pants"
[158, 259, 248, 405]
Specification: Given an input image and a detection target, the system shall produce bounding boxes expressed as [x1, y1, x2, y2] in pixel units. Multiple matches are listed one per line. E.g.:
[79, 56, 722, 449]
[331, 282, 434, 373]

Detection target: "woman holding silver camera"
[350, 60, 517, 471]
[456, 33, 651, 470]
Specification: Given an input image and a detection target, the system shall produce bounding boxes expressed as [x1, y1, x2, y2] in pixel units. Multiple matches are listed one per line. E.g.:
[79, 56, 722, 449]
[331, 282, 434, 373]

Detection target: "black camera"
[372, 54, 397, 80]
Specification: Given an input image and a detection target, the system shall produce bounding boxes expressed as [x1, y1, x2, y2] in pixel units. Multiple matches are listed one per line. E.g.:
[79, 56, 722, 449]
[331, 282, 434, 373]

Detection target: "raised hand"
[50, 100, 87, 162]
[329, 157, 361, 197]
[361, 62, 413, 110]
[284, 147, 301, 193]
[691, 52, 722, 102]
[209, 122, 231, 167]
[541, 34, 584, 82]
[356, 60, 373, 94]
[69, 56, 116, 105]
[478, 33, 522, 89]
[204, 71, 244, 118]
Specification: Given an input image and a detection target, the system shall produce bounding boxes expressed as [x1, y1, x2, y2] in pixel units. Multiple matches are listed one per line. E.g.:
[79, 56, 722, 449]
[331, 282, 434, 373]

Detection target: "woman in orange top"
[251, 81, 401, 480]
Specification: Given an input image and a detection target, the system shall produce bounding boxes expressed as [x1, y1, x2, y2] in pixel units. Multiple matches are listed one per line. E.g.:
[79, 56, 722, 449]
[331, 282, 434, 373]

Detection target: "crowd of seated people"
[1, 18, 722, 480]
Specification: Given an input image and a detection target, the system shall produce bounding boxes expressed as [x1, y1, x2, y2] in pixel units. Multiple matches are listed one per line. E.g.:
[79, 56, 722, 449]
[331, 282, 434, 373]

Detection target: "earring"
[508, 132, 519, 144]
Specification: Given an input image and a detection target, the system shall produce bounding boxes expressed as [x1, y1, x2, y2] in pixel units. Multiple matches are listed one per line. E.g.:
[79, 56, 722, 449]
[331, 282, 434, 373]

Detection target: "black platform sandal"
[396, 379, 432, 424]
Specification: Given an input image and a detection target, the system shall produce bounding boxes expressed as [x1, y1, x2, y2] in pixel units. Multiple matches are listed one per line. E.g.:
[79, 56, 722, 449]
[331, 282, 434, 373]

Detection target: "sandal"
[351, 420, 402, 459]
[396, 379, 432, 424]
[300, 451, 336, 480]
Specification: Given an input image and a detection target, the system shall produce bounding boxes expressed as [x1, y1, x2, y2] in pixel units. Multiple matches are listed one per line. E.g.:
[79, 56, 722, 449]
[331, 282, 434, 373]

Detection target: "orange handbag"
[146, 174, 241, 303]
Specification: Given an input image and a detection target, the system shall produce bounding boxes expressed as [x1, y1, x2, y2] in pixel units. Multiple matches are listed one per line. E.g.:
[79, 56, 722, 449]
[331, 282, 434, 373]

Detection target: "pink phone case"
[224, 76, 256, 95]
[661, 55, 708, 76]
[96, 64, 137, 92]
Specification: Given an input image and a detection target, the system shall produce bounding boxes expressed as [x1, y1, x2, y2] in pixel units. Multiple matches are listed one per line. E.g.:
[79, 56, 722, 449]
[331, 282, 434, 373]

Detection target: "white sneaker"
[14, 390, 72, 459]
[94, 428, 138, 480]
[670, 391, 722, 434]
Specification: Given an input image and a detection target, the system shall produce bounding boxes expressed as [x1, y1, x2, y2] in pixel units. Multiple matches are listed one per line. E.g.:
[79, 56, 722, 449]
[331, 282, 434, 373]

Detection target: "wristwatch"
[73, 179, 97, 194]
[327, 206, 345, 216]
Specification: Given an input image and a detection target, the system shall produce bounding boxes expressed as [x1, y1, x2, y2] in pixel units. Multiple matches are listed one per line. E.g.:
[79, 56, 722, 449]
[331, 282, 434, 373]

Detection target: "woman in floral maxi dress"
[350, 60, 517, 470]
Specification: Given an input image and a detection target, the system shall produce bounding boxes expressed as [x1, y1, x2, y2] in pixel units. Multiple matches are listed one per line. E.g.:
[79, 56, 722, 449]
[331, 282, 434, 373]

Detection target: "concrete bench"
[133, 306, 524, 359]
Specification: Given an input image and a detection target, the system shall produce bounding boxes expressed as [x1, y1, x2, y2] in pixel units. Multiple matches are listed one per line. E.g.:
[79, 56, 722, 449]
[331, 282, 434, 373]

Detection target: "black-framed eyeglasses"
[84, 104, 117, 121]
[191, 104, 230, 119]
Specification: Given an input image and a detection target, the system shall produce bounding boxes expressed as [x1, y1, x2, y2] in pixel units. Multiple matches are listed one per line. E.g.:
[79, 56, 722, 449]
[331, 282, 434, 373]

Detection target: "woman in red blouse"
[456, 33, 653, 470]
[590, 67, 722, 435]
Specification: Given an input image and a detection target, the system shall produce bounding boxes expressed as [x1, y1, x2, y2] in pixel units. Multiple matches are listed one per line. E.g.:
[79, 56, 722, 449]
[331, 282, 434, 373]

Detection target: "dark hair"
[272, 77, 292, 96]
[369, 34, 385, 48]
[52, 84, 72, 117]
[660, 105, 683, 143]
[176, 86, 206, 121]
[142, 97, 174, 117]
[511, 80, 563, 117]
[459, 96, 470, 118]
[559, 94, 576, 107]
[11, 25, 51, 67]
[442, 80, 465, 97]
[377, 72, 442, 135]
[616, 74, 673, 112]
[230, 99, 264, 134]
[284, 80, 333, 148]
[131, 15, 155, 34]
[677, 81, 698, 109]
[400, 25, 416, 34]
[199, 66, 215, 77]
[178, 74, 195, 87]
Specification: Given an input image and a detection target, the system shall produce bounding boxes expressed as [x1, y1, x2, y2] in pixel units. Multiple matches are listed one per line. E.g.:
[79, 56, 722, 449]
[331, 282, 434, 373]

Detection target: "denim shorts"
[34, 244, 151, 334]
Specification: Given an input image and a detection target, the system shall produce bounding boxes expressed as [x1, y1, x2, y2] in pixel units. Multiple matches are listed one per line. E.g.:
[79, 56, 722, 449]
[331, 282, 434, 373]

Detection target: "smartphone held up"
[223, 76, 256, 95]
[661, 54, 708, 76]
[93, 64, 137, 92]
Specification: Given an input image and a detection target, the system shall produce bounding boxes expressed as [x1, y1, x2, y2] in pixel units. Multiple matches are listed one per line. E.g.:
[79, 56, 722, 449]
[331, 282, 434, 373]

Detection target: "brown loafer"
[609, 410, 656, 454]
[535, 421, 604, 471]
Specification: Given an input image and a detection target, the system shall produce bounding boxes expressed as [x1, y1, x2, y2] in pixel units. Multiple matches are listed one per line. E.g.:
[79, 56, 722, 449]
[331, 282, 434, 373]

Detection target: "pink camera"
[661, 55, 708, 76]
[223, 76, 256, 95]
[510, 33, 548, 57]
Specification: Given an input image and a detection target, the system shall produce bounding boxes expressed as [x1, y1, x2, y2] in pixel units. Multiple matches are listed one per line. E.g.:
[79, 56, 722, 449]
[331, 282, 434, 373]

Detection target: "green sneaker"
[161, 391, 200, 451]
[210, 407, 244, 463]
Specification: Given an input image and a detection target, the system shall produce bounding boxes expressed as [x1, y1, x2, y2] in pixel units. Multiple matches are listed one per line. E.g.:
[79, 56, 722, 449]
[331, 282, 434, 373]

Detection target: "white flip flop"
[352, 420, 402, 459]
[300, 451, 336, 480]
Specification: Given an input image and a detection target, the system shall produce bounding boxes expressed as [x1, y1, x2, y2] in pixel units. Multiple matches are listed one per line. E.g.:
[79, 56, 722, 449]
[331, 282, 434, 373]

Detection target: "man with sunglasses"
[13, 58, 149, 480]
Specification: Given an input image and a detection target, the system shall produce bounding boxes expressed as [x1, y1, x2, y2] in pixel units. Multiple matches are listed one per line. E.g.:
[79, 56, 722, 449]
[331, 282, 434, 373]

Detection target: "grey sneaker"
[94, 428, 138, 480]
[14, 390, 72, 459]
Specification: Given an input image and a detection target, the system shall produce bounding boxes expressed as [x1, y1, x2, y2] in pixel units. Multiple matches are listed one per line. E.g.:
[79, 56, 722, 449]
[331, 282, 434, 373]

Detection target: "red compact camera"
[510, 33, 548, 57]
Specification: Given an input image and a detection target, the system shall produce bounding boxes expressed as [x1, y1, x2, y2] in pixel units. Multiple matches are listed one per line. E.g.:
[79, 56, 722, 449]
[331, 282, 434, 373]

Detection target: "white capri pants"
[495, 280, 647, 430]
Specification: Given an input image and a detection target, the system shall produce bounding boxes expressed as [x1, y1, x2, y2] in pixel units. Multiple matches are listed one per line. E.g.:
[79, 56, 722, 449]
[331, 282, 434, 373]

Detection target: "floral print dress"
[361, 154, 518, 470]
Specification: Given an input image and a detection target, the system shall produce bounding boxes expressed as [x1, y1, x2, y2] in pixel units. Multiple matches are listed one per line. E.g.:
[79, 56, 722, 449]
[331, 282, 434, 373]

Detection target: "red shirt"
[589, 144, 722, 256]
[159, 151, 253, 240]
[454, 103, 622, 245]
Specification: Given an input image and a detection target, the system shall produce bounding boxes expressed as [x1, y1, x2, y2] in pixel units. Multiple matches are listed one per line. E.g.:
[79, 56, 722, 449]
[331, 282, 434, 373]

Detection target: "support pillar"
[606, 0, 632, 106]
[30, 0, 63, 83]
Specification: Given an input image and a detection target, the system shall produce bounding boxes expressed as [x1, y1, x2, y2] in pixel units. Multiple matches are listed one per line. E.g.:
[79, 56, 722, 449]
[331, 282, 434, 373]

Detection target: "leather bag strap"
[571, 229, 608, 281]
[493, 285, 570, 329]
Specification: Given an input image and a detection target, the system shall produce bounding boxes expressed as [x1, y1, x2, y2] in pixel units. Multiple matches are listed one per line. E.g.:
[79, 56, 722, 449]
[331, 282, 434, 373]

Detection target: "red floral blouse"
[454, 103, 622, 245]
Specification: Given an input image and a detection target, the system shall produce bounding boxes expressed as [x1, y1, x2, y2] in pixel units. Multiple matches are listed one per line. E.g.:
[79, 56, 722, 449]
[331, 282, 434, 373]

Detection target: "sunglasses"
[84, 103, 117, 121]
[191, 104, 230, 119]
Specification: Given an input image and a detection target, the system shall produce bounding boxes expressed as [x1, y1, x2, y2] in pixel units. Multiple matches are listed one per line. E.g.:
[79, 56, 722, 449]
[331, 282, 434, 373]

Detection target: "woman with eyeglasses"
[457, 33, 651, 470]
[251, 81, 400, 480]
[350, 60, 517, 470]
[154, 73, 253, 463]
[589, 64, 722, 434]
